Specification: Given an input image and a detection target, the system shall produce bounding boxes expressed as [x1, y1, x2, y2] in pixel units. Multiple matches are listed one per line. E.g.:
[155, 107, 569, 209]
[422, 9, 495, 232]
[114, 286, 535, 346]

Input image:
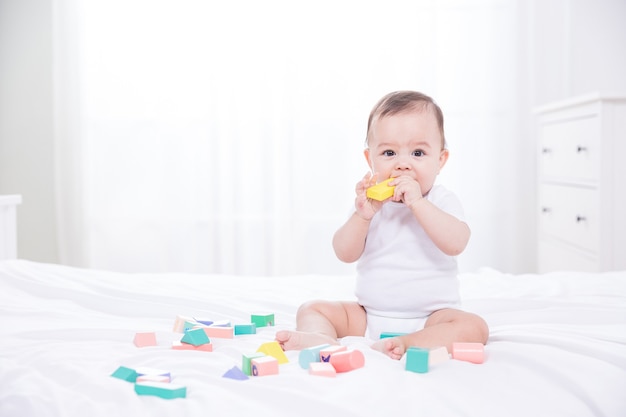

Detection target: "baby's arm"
[332, 172, 382, 263]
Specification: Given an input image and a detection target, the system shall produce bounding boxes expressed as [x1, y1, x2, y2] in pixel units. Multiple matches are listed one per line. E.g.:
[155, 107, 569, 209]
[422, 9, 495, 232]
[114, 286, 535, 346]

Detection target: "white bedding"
[0, 260, 625, 417]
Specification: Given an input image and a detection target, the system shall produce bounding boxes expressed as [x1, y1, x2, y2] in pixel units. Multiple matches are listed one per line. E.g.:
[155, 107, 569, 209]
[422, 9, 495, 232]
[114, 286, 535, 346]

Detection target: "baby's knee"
[296, 300, 330, 316]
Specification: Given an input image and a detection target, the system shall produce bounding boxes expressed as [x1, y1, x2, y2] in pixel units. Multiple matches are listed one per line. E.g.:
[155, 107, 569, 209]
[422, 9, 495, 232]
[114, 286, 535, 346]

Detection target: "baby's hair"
[365, 91, 446, 149]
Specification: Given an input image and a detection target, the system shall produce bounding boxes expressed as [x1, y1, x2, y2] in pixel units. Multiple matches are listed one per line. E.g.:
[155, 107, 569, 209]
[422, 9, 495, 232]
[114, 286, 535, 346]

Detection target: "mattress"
[0, 260, 624, 416]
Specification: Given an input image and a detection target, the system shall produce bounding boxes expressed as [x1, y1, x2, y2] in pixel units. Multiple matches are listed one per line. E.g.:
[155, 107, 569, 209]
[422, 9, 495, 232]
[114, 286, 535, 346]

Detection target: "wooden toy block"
[136, 374, 171, 383]
[366, 178, 395, 201]
[203, 326, 234, 339]
[134, 381, 186, 399]
[251, 313, 275, 327]
[135, 367, 171, 380]
[133, 331, 157, 347]
[251, 356, 279, 376]
[379, 332, 408, 339]
[222, 366, 249, 381]
[320, 345, 347, 362]
[406, 347, 429, 373]
[309, 362, 336, 377]
[242, 353, 266, 376]
[452, 342, 484, 364]
[211, 319, 232, 327]
[173, 315, 196, 333]
[298, 343, 331, 369]
[256, 341, 288, 364]
[429, 346, 450, 366]
[194, 317, 214, 326]
[330, 350, 365, 373]
[172, 341, 213, 352]
[181, 327, 211, 346]
[234, 323, 257, 335]
[111, 366, 137, 382]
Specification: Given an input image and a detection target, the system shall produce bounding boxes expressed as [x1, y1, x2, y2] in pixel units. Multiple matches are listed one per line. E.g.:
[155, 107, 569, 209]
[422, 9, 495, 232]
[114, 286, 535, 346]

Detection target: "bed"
[0, 259, 624, 417]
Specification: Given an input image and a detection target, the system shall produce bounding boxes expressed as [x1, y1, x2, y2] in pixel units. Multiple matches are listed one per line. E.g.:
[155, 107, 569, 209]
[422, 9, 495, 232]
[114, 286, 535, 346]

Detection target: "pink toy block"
[319, 345, 347, 362]
[452, 342, 484, 364]
[251, 356, 279, 376]
[329, 350, 365, 373]
[242, 352, 266, 376]
[203, 326, 234, 339]
[172, 340, 213, 352]
[309, 362, 336, 377]
[256, 341, 289, 364]
[429, 346, 450, 366]
[133, 331, 157, 347]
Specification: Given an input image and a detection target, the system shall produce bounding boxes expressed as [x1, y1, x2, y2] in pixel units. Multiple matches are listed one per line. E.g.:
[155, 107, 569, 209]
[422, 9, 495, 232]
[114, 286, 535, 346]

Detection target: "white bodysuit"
[355, 184, 465, 338]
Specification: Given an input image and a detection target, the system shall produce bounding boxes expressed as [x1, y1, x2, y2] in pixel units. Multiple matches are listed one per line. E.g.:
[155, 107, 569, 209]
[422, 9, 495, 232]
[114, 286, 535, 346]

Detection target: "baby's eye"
[412, 149, 425, 157]
[382, 150, 396, 157]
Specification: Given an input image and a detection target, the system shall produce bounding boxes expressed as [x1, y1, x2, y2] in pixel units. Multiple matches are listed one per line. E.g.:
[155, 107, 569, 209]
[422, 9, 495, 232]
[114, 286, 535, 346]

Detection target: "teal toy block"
[298, 343, 331, 369]
[406, 347, 429, 373]
[234, 323, 257, 335]
[251, 313, 274, 327]
[134, 381, 186, 399]
[242, 352, 266, 376]
[380, 332, 408, 339]
[181, 327, 210, 346]
[111, 366, 137, 382]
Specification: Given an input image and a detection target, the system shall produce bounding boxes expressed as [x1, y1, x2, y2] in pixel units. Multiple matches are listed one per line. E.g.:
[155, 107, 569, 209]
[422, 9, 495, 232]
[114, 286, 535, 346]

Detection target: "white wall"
[1, 0, 625, 272]
[0, 0, 59, 263]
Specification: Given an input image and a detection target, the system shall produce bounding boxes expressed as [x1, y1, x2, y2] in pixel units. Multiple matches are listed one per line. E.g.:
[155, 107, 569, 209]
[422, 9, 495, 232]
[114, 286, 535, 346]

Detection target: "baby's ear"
[363, 148, 373, 169]
[438, 149, 450, 172]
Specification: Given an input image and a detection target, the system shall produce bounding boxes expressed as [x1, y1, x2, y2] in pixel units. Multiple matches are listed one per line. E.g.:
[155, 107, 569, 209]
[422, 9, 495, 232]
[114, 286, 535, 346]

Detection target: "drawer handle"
[576, 215, 587, 222]
[576, 146, 587, 153]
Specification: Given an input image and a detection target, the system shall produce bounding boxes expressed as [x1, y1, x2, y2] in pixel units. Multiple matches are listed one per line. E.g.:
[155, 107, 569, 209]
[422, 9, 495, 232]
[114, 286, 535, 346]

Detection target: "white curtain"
[53, 0, 529, 275]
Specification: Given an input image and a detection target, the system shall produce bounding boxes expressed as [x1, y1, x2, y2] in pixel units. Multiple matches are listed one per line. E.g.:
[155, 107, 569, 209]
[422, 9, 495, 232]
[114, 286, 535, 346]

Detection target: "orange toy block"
[256, 341, 289, 364]
[133, 331, 157, 347]
[329, 350, 365, 373]
[366, 178, 395, 201]
[251, 356, 279, 376]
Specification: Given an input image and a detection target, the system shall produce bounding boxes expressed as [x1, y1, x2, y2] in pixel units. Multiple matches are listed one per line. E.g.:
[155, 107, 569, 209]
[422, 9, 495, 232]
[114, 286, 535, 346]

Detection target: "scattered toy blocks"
[320, 345, 347, 363]
[242, 352, 266, 376]
[234, 323, 257, 335]
[429, 346, 450, 366]
[309, 362, 336, 377]
[329, 350, 365, 373]
[251, 313, 275, 327]
[256, 341, 288, 364]
[111, 366, 138, 382]
[298, 343, 331, 369]
[406, 347, 429, 373]
[366, 178, 395, 201]
[251, 356, 279, 376]
[223, 366, 249, 381]
[452, 342, 484, 364]
[181, 328, 211, 346]
[134, 381, 186, 399]
[133, 331, 157, 347]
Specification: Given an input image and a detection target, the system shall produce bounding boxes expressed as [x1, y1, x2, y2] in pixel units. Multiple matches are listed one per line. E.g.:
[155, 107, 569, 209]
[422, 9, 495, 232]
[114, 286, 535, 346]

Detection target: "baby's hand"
[390, 175, 423, 208]
[355, 172, 384, 220]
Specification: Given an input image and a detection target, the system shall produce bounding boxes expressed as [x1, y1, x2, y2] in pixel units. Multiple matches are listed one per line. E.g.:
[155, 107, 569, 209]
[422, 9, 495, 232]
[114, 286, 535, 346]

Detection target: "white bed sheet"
[0, 260, 625, 417]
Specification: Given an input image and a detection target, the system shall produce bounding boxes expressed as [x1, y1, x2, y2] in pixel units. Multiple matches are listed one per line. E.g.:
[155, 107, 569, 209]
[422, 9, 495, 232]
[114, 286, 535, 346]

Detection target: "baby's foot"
[370, 337, 407, 360]
[275, 330, 337, 351]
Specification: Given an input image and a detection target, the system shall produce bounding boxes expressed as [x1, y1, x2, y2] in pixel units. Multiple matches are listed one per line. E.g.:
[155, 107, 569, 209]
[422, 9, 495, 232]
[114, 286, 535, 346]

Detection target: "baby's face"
[365, 109, 447, 195]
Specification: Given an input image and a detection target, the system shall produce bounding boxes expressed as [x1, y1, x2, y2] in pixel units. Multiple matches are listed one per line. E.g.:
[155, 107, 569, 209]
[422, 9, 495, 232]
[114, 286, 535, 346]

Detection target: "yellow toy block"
[256, 341, 289, 364]
[366, 178, 395, 201]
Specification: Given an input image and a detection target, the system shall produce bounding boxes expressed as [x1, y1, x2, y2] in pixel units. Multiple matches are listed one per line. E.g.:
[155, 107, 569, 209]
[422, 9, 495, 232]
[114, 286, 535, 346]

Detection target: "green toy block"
[234, 323, 257, 335]
[379, 332, 408, 339]
[242, 352, 266, 376]
[111, 366, 138, 382]
[251, 313, 275, 327]
[134, 381, 186, 399]
[180, 327, 210, 346]
[406, 347, 429, 373]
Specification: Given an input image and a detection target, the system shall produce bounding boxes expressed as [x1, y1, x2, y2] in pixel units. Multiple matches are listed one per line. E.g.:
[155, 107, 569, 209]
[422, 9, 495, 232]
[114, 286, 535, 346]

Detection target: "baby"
[276, 91, 488, 359]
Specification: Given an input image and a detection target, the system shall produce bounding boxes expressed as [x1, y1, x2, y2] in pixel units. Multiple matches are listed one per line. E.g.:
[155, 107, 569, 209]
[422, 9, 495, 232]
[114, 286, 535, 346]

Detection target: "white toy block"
[429, 346, 450, 366]
[309, 362, 336, 377]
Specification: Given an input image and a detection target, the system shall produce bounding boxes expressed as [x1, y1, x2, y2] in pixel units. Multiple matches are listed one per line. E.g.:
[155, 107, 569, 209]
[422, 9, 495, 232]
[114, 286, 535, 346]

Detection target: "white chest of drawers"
[0, 195, 22, 260]
[535, 94, 626, 273]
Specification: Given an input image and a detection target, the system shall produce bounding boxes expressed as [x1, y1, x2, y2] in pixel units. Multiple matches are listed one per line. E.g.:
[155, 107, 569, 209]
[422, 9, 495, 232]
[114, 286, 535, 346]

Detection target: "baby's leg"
[275, 300, 366, 351]
[371, 309, 489, 360]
